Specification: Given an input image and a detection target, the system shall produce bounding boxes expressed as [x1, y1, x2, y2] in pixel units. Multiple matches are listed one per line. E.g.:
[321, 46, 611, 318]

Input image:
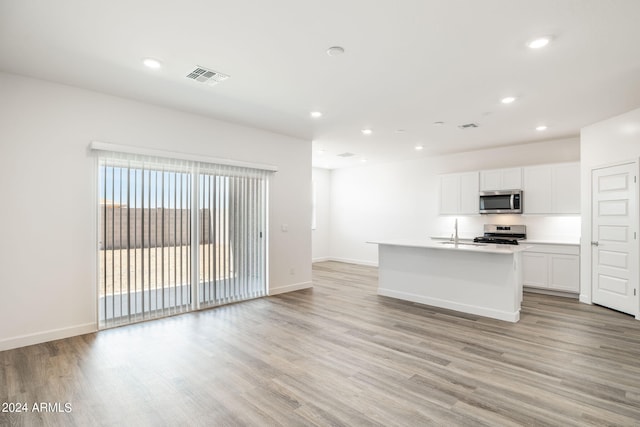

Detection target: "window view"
[98, 157, 268, 329]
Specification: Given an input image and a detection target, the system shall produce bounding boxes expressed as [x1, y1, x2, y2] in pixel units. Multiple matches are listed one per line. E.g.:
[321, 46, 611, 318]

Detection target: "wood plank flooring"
[2, 260, 640, 426]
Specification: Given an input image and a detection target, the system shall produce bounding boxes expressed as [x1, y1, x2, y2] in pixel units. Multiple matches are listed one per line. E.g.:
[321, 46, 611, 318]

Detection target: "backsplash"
[434, 215, 581, 241]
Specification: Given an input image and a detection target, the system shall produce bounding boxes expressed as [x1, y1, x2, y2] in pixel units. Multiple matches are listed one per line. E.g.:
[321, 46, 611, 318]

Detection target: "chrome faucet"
[454, 218, 459, 244]
[450, 218, 459, 244]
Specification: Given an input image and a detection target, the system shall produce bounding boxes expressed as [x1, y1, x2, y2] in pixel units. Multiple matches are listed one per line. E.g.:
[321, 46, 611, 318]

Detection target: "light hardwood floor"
[2, 261, 640, 426]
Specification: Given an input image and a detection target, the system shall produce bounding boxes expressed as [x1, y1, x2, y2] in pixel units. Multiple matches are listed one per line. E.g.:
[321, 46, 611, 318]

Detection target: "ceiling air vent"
[337, 152, 355, 157]
[458, 123, 479, 129]
[186, 66, 230, 86]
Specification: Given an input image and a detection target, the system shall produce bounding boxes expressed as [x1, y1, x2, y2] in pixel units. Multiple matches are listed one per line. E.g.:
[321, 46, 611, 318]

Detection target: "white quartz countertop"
[368, 238, 531, 254]
[430, 236, 580, 246]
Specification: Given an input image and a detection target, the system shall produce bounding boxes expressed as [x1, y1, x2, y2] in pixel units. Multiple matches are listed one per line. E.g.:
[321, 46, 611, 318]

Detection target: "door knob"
[591, 241, 599, 246]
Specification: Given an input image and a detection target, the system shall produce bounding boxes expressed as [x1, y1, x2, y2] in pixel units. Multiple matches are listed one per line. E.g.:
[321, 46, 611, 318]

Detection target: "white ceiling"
[1, 0, 640, 169]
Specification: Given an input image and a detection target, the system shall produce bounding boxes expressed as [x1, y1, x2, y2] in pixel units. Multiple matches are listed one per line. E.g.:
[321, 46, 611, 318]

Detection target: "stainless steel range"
[473, 224, 526, 245]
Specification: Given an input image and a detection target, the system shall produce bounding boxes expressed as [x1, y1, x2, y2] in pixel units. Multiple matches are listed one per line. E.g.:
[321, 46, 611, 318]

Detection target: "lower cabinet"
[522, 244, 580, 294]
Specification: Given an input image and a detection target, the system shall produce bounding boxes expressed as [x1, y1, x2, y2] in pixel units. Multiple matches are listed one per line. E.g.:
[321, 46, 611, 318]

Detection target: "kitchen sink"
[439, 241, 487, 247]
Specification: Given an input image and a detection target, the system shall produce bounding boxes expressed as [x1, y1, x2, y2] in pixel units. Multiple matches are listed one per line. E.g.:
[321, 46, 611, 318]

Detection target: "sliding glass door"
[98, 155, 268, 329]
[198, 168, 267, 307]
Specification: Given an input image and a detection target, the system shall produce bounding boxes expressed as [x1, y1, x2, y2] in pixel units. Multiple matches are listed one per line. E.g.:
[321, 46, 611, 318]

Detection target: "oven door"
[479, 191, 522, 214]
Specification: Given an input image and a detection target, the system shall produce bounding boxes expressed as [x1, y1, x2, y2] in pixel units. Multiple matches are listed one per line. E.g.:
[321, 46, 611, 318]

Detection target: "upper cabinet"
[439, 172, 479, 215]
[523, 162, 580, 214]
[439, 163, 579, 216]
[552, 163, 580, 214]
[522, 165, 552, 213]
[480, 167, 522, 191]
[459, 172, 480, 214]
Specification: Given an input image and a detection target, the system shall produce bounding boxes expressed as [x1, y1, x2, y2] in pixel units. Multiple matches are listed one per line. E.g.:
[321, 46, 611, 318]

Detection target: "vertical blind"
[95, 146, 271, 329]
[197, 164, 268, 308]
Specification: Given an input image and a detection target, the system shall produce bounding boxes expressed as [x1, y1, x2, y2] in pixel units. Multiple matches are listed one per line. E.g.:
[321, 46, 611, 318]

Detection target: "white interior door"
[591, 163, 638, 316]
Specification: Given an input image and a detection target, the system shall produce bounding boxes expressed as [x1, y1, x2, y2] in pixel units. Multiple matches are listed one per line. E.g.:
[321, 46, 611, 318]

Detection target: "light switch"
[281, 224, 288, 232]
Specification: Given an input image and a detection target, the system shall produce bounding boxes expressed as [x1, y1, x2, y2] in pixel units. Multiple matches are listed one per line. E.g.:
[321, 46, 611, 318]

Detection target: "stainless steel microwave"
[479, 190, 523, 214]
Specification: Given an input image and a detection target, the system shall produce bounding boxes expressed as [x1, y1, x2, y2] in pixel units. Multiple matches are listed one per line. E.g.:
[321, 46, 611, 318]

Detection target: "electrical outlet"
[289, 268, 295, 275]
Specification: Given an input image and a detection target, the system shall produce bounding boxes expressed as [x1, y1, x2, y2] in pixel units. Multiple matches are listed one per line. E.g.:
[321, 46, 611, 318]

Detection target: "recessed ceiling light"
[310, 111, 323, 118]
[415, 145, 424, 151]
[501, 96, 516, 104]
[361, 129, 373, 135]
[361, 158, 368, 163]
[327, 46, 345, 56]
[317, 149, 326, 154]
[536, 125, 548, 131]
[143, 58, 162, 69]
[527, 36, 552, 49]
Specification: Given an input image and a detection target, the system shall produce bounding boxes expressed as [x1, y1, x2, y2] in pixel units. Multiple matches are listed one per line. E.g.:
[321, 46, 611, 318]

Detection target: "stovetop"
[473, 224, 526, 246]
[473, 236, 521, 245]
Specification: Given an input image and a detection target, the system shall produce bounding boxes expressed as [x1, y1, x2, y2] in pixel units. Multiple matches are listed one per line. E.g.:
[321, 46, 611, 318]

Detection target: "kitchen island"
[369, 239, 531, 322]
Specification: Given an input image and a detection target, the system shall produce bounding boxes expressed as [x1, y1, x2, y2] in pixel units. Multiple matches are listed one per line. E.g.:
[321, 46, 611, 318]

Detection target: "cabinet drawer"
[524, 244, 579, 256]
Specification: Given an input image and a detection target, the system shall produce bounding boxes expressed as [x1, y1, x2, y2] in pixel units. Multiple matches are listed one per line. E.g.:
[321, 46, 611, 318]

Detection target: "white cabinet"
[439, 172, 479, 214]
[523, 162, 579, 214]
[459, 172, 479, 214]
[480, 170, 502, 191]
[521, 252, 547, 287]
[440, 162, 579, 216]
[549, 254, 580, 292]
[522, 165, 552, 214]
[522, 244, 580, 294]
[552, 163, 580, 214]
[480, 167, 522, 191]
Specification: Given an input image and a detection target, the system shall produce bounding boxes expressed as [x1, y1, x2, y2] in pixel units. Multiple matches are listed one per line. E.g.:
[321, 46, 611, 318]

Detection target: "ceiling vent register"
[186, 66, 230, 85]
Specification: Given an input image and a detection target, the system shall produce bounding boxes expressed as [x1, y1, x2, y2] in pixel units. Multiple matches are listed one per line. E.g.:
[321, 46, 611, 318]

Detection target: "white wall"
[0, 72, 312, 351]
[329, 137, 581, 265]
[580, 107, 640, 304]
[312, 168, 331, 261]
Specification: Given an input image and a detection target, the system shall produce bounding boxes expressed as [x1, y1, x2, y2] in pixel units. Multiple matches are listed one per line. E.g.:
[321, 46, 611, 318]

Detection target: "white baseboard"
[0, 322, 97, 352]
[312, 256, 331, 263]
[524, 287, 578, 299]
[320, 257, 379, 267]
[378, 288, 519, 323]
[579, 294, 592, 304]
[269, 281, 313, 296]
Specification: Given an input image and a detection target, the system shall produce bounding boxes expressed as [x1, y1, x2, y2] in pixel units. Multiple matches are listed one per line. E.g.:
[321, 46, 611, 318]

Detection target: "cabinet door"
[439, 174, 459, 214]
[552, 163, 580, 214]
[501, 168, 523, 190]
[523, 162, 580, 214]
[459, 172, 479, 214]
[549, 254, 580, 292]
[480, 170, 502, 191]
[522, 252, 548, 288]
[523, 165, 552, 214]
[480, 168, 522, 191]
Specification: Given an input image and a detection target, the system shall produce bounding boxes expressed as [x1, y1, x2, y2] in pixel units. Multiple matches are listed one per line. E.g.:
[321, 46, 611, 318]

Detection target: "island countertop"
[368, 238, 531, 254]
